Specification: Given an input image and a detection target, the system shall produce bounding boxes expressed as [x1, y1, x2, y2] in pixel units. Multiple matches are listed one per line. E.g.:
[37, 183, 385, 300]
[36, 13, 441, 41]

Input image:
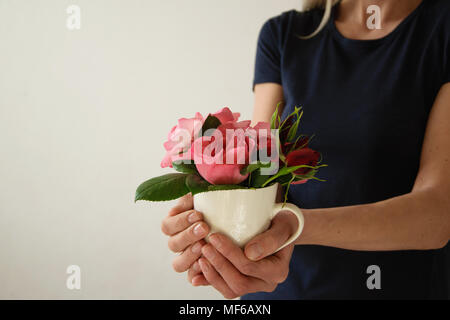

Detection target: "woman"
[161, 0, 450, 299]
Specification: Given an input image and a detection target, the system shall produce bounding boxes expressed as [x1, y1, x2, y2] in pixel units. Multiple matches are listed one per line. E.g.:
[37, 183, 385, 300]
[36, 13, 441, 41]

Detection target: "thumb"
[244, 211, 297, 261]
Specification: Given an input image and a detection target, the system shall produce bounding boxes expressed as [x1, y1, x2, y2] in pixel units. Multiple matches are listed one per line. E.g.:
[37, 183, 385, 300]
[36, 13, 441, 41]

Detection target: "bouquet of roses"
[135, 105, 326, 203]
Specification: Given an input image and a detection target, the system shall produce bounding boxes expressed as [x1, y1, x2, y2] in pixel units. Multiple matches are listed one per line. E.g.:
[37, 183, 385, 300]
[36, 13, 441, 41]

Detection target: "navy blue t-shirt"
[244, 0, 450, 299]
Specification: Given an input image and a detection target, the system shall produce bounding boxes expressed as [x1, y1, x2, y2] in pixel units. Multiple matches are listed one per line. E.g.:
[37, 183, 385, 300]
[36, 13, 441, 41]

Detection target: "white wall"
[0, 0, 299, 299]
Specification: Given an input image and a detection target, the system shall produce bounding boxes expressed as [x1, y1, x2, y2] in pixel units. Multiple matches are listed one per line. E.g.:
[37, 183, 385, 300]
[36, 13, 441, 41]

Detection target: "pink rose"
[212, 107, 240, 124]
[160, 107, 241, 168]
[160, 112, 203, 168]
[193, 120, 255, 185]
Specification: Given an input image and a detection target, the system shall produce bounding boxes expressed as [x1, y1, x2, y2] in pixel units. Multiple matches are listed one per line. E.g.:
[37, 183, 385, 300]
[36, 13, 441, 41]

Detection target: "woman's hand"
[189, 211, 298, 299]
[161, 194, 210, 274]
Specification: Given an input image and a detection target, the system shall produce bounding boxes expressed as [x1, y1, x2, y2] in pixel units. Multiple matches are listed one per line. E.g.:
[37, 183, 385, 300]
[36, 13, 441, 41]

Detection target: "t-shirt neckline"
[328, 0, 426, 46]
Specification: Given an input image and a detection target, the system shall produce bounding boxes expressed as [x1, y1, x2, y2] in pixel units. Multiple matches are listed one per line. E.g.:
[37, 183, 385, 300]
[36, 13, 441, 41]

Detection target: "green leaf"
[173, 161, 198, 174]
[279, 106, 298, 128]
[294, 169, 318, 181]
[207, 185, 248, 192]
[283, 174, 296, 204]
[185, 174, 211, 195]
[274, 172, 295, 185]
[248, 168, 272, 188]
[135, 173, 189, 202]
[240, 162, 272, 175]
[291, 165, 327, 183]
[286, 108, 303, 141]
[201, 115, 221, 135]
[271, 102, 282, 129]
[186, 174, 250, 194]
[305, 176, 327, 182]
[261, 165, 309, 187]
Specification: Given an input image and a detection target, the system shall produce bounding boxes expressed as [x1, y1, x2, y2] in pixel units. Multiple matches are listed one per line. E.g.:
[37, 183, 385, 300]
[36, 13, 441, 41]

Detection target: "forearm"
[295, 187, 449, 251]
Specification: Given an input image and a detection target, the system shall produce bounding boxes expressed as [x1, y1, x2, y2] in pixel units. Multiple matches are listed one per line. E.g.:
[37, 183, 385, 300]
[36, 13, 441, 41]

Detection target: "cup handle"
[271, 203, 304, 253]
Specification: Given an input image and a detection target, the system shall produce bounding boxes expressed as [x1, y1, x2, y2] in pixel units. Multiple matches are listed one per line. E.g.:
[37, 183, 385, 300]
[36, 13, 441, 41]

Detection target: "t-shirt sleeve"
[444, 39, 450, 84]
[444, 64, 450, 85]
[253, 18, 282, 90]
[441, 5, 450, 85]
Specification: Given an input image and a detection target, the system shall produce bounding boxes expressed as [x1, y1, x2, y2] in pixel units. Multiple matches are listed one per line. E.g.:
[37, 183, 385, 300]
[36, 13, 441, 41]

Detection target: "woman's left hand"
[188, 211, 298, 299]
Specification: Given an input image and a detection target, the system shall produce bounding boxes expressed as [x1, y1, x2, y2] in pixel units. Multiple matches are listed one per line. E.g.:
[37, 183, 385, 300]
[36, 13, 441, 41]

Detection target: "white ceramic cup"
[193, 183, 304, 251]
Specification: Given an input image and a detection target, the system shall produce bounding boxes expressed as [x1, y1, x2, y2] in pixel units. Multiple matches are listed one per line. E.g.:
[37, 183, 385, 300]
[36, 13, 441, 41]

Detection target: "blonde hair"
[298, 0, 340, 39]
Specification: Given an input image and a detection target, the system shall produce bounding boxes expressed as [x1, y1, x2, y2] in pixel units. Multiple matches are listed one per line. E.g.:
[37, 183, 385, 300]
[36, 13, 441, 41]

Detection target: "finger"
[198, 258, 238, 299]
[262, 244, 294, 283]
[187, 261, 202, 283]
[172, 240, 205, 273]
[208, 233, 278, 281]
[260, 241, 294, 265]
[168, 194, 193, 217]
[244, 211, 297, 261]
[208, 233, 260, 276]
[192, 274, 209, 286]
[202, 244, 268, 297]
[188, 261, 209, 286]
[168, 222, 209, 253]
[161, 210, 203, 236]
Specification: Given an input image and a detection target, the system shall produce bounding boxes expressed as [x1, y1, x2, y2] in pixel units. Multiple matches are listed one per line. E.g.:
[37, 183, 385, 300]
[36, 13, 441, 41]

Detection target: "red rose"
[285, 148, 320, 175]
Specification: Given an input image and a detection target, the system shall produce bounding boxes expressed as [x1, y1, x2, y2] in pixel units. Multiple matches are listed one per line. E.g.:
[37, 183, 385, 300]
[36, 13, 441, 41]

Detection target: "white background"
[0, 0, 300, 299]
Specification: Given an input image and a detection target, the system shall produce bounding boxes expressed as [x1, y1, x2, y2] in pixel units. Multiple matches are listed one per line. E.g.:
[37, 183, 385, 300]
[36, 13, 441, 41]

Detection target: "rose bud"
[285, 148, 320, 175]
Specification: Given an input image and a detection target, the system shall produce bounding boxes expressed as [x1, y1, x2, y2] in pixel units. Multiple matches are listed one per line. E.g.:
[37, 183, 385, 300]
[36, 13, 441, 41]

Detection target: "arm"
[297, 83, 450, 251]
[251, 83, 285, 124]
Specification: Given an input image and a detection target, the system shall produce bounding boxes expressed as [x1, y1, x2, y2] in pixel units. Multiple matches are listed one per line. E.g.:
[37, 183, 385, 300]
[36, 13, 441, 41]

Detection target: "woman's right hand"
[161, 194, 210, 284]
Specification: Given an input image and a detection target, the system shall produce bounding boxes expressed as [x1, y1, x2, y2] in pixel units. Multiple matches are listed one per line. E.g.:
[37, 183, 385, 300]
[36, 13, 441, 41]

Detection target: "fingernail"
[246, 243, 263, 261]
[192, 261, 200, 272]
[188, 211, 200, 223]
[202, 245, 216, 260]
[191, 242, 202, 254]
[193, 223, 206, 236]
[209, 234, 221, 248]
